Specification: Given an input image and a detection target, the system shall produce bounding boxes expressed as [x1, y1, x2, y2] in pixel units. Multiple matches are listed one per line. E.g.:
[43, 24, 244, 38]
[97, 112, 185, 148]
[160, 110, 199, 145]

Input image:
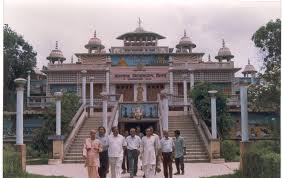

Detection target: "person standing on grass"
[174, 130, 186, 175]
[83, 129, 103, 178]
[108, 126, 127, 178]
[126, 128, 141, 178]
[160, 130, 175, 178]
[140, 128, 159, 178]
[96, 126, 109, 178]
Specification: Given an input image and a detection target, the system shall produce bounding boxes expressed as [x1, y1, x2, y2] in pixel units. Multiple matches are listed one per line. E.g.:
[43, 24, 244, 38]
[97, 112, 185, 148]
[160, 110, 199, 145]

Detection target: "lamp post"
[27, 71, 31, 106]
[54, 92, 63, 136]
[182, 74, 188, 114]
[14, 78, 27, 171]
[90, 77, 94, 117]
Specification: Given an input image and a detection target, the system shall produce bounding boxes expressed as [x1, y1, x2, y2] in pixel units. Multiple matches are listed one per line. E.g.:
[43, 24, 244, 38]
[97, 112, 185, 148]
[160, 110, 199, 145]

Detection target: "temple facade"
[43, 24, 240, 102]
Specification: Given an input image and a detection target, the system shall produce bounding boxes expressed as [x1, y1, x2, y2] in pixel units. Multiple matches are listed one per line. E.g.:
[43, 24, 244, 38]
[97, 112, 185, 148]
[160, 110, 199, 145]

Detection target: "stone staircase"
[64, 116, 103, 163]
[168, 114, 209, 162]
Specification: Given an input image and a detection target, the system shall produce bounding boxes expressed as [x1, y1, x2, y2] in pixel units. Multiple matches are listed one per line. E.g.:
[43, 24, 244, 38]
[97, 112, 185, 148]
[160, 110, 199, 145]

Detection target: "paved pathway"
[27, 162, 239, 178]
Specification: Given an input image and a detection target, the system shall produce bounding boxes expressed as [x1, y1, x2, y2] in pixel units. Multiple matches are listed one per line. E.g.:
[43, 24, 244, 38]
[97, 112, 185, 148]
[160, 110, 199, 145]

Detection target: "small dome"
[47, 41, 66, 63]
[215, 39, 234, 61]
[85, 31, 105, 50]
[242, 59, 257, 74]
[176, 30, 196, 49]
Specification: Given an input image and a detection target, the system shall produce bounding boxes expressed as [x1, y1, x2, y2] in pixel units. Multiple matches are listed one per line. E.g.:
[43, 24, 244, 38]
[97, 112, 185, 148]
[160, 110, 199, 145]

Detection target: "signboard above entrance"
[111, 55, 169, 66]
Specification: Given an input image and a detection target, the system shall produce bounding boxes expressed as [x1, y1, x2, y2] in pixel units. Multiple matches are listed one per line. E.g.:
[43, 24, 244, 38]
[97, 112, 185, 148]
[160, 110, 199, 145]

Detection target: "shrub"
[242, 141, 280, 178]
[221, 140, 240, 161]
[3, 145, 23, 178]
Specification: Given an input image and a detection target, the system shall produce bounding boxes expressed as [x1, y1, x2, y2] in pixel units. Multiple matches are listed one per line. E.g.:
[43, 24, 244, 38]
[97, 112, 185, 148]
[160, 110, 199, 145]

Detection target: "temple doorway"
[116, 84, 134, 101]
[146, 84, 164, 101]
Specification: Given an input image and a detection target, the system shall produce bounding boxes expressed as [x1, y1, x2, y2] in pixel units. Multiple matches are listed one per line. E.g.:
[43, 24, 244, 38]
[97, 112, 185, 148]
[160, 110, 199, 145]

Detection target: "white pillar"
[106, 67, 110, 94]
[90, 77, 94, 117]
[251, 73, 256, 85]
[190, 72, 194, 89]
[101, 92, 108, 130]
[15, 78, 26, 145]
[27, 71, 31, 98]
[160, 90, 169, 130]
[54, 92, 63, 136]
[81, 70, 87, 105]
[182, 74, 188, 114]
[240, 84, 249, 142]
[169, 67, 174, 94]
[209, 90, 218, 139]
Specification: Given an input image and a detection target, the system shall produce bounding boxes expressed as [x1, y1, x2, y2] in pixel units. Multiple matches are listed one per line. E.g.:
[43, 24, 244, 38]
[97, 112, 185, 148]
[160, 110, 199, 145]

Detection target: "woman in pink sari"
[83, 129, 103, 178]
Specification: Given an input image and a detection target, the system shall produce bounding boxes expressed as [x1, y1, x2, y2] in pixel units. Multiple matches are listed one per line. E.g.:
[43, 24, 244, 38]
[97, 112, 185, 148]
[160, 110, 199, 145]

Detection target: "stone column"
[239, 81, 250, 171]
[81, 70, 87, 105]
[54, 92, 63, 135]
[101, 92, 108, 130]
[106, 67, 110, 94]
[182, 74, 188, 114]
[14, 78, 27, 171]
[190, 72, 194, 89]
[89, 77, 94, 117]
[160, 90, 169, 130]
[169, 67, 174, 94]
[208, 90, 218, 139]
[27, 71, 31, 103]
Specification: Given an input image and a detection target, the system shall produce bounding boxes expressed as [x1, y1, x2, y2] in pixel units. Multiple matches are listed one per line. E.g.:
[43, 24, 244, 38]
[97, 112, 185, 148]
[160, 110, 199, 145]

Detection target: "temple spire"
[222, 39, 225, 48]
[248, 58, 250, 64]
[138, 17, 142, 28]
[94, 30, 96, 38]
[208, 54, 211, 61]
[55, 41, 58, 49]
[184, 30, 186, 37]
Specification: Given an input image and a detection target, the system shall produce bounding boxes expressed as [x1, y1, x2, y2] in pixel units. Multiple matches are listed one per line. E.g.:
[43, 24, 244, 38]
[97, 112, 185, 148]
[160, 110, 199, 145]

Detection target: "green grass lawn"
[11, 173, 68, 178]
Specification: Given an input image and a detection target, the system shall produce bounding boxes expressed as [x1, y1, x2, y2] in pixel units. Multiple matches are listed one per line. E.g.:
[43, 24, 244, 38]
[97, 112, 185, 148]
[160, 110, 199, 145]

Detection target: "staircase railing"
[106, 94, 123, 135]
[190, 104, 212, 160]
[63, 103, 87, 156]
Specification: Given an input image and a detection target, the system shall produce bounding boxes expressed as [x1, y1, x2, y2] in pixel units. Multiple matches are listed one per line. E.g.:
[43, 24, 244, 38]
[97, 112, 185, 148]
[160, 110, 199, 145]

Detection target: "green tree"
[248, 19, 281, 112]
[4, 24, 37, 111]
[32, 93, 80, 153]
[191, 82, 233, 138]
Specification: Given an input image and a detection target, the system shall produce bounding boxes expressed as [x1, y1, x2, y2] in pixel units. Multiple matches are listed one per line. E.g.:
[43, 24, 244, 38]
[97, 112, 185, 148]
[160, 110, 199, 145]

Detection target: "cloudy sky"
[4, 0, 281, 76]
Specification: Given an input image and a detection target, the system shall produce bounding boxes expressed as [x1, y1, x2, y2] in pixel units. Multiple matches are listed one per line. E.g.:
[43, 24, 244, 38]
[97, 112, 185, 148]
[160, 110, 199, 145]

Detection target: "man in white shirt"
[108, 126, 127, 178]
[126, 128, 141, 178]
[160, 130, 175, 178]
[140, 128, 159, 178]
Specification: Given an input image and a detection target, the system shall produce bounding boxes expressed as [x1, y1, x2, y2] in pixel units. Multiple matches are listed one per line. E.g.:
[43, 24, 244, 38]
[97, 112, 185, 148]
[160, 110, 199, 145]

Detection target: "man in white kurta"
[140, 128, 158, 178]
[108, 127, 127, 178]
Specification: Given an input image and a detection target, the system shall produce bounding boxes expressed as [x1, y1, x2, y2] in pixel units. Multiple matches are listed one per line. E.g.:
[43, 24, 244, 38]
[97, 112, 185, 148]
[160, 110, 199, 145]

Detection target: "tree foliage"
[248, 19, 281, 112]
[3, 24, 37, 111]
[191, 82, 233, 138]
[32, 93, 80, 153]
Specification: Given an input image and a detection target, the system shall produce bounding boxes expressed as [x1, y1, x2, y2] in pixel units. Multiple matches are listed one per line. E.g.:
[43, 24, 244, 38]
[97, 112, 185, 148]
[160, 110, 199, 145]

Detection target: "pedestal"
[210, 139, 224, 163]
[48, 135, 65, 165]
[240, 141, 251, 171]
[90, 108, 94, 117]
[15, 144, 26, 172]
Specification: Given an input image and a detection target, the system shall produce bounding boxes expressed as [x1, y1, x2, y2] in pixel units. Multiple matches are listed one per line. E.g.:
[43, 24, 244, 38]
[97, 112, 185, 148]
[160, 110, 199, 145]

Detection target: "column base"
[89, 108, 94, 117]
[184, 106, 188, 115]
[48, 135, 65, 162]
[210, 139, 222, 162]
[15, 144, 26, 172]
[240, 141, 251, 171]
[48, 159, 62, 165]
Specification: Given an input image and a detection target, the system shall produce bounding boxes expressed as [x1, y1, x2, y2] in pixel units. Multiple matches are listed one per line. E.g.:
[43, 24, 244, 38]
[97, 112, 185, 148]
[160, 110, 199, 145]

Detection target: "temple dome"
[215, 39, 234, 61]
[177, 30, 196, 48]
[85, 31, 105, 50]
[242, 59, 257, 74]
[47, 41, 66, 64]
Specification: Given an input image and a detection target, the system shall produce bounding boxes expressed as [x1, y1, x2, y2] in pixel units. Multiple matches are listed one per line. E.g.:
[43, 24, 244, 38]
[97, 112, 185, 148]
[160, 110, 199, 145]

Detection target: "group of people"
[82, 126, 186, 178]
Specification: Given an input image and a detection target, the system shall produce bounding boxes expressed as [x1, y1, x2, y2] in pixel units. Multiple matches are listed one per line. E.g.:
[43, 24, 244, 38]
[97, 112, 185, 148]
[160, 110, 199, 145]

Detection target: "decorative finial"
[55, 41, 58, 49]
[222, 39, 225, 48]
[71, 55, 73, 63]
[208, 54, 211, 61]
[138, 17, 142, 27]
[248, 58, 250, 65]
[94, 30, 96, 38]
[184, 30, 186, 37]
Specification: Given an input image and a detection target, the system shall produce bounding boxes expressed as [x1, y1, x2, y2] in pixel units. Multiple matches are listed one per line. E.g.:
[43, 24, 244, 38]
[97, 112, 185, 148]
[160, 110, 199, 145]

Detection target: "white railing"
[64, 103, 87, 155]
[106, 94, 123, 135]
[168, 94, 192, 106]
[27, 96, 54, 108]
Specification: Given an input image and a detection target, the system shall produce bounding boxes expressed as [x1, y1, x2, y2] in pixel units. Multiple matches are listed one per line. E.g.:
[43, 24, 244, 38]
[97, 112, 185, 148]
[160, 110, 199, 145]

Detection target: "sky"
[4, 0, 281, 76]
